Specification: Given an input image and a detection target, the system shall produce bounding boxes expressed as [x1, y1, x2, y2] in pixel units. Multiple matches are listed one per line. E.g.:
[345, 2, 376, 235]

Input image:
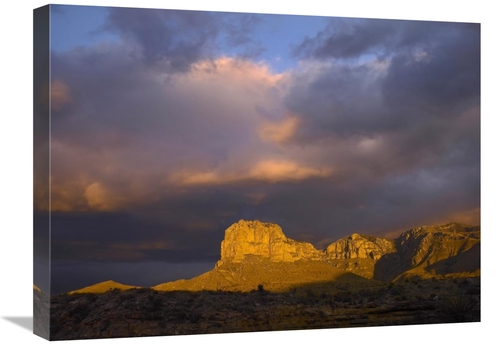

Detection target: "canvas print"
[33, 4, 480, 341]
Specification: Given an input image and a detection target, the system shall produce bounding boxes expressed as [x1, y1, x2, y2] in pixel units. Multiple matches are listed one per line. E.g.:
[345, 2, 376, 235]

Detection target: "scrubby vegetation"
[50, 277, 480, 340]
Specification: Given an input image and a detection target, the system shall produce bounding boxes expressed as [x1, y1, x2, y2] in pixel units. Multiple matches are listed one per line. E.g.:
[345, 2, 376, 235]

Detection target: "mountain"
[216, 220, 324, 267]
[374, 223, 480, 281]
[154, 256, 369, 292]
[68, 280, 141, 294]
[155, 220, 479, 292]
[68, 220, 480, 294]
[325, 233, 397, 279]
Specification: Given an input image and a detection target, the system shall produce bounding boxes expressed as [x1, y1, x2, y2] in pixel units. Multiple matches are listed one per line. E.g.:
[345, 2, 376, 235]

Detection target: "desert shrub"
[188, 311, 203, 323]
[466, 286, 480, 295]
[438, 295, 479, 323]
[68, 303, 90, 323]
[459, 279, 470, 287]
[388, 284, 405, 296]
[334, 291, 353, 303]
[99, 319, 110, 332]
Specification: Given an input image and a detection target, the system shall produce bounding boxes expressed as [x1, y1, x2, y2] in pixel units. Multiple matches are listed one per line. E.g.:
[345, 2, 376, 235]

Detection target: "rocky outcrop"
[326, 233, 396, 260]
[325, 233, 397, 279]
[216, 220, 323, 267]
[34, 284, 49, 339]
[389, 223, 480, 281]
[214, 220, 479, 282]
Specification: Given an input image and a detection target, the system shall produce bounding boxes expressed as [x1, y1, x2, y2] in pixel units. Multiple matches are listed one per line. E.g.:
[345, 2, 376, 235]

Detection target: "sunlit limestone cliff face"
[213, 220, 480, 281]
[326, 234, 396, 260]
[154, 220, 366, 292]
[215, 220, 324, 267]
[325, 234, 397, 279]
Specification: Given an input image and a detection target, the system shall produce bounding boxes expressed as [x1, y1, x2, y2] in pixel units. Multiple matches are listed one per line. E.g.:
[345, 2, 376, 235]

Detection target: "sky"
[33, 4, 480, 295]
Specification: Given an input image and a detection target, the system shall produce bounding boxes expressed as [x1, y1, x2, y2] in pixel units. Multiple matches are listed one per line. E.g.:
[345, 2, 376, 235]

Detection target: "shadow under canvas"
[3, 316, 33, 333]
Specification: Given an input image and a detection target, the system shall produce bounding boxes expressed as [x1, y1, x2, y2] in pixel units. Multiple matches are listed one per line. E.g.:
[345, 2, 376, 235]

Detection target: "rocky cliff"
[215, 220, 324, 267]
[325, 233, 397, 279]
[389, 223, 480, 281]
[326, 233, 396, 260]
[68, 220, 481, 295]
[215, 220, 480, 282]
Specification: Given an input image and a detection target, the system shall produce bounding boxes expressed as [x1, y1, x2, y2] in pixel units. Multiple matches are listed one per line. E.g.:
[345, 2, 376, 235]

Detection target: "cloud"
[293, 18, 477, 62]
[102, 8, 269, 72]
[45, 50, 300, 212]
[84, 182, 125, 211]
[283, 20, 479, 181]
[258, 115, 299, 143]
[248, 160, 332, 182]
[50, 80, 72, 111]
[168, 159, 333, 186]
[103, 7, 220, 71]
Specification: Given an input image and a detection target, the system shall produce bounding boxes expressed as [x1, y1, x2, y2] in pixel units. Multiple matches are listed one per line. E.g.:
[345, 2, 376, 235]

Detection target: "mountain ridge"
[66, 220, 480, 294]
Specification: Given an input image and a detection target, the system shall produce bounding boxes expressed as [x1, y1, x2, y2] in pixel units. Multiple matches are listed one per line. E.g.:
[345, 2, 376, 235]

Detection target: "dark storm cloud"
[102, 8, 268, 71]
[293, 18, 476, 61]
[50, 211, 223, 264]
[285, 19, 479, 171]
[287, 20, 479, 137]
[279, 18, 480, 241]
[104, 7, 220, 71]
[382, 23, 480, 112]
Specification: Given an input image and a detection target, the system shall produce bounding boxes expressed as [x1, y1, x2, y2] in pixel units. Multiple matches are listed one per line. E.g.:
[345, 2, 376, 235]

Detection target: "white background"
[0, 1, 497, 344]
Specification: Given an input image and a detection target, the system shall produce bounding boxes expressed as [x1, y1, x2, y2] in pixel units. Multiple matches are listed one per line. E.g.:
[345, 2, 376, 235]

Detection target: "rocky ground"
[34, 287, 50, 339]
[49, 276, 480, 340]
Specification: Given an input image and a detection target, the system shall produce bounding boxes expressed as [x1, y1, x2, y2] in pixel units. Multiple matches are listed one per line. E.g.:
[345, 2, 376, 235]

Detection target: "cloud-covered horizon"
[37, 5, 480, 293]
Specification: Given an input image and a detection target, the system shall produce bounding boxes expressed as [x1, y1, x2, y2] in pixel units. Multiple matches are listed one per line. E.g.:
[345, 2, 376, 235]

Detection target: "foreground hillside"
[50, 277, 480, 340]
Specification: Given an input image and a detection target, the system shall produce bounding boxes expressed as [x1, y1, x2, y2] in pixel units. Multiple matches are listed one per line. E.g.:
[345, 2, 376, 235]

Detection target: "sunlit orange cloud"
[48, 178, 160, 212]
[51, 80, 72, 111]
[37, 172, 131, 212]
[33, 175, 89, 212]
[248, 160, 332, 182]
[167, 159, 333, 186]
[188, 57, 285, 86]
[84, 182, 127, 212]
[258, 116, 300, 143]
